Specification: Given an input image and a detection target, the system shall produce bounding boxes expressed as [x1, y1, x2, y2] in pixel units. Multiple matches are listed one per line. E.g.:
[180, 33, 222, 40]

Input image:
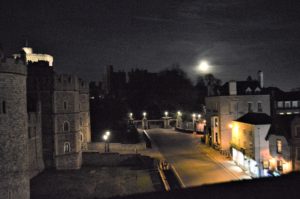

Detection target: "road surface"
[145, 128, 250, 187]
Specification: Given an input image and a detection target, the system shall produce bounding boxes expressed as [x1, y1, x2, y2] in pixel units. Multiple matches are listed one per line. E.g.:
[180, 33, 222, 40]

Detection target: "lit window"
[276, 139, 282, 154]
[292, 101, 298, 108]
[63, 121, 70, 132]
[263, 160, 269, 169]
[277, 101, 283, 108]
[285, 101, 291, 108]
[257, 102, 263, 112]
[64, 142, 71, 153]
[248, 102, 253, 112]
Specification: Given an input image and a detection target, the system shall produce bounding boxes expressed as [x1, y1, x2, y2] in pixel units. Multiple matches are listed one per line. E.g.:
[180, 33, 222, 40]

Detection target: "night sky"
[0, 0, 299, 91]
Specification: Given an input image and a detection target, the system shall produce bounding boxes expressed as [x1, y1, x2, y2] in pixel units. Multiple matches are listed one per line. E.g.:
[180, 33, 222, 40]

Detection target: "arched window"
[64, 142, 71, 153]
[63, 121, 70, 132]
[2, 101, 6, 114]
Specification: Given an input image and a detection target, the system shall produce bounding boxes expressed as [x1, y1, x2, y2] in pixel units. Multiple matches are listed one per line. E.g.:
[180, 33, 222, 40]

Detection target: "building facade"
[231, 113, 272, 177]
[205, 79, 270, 152]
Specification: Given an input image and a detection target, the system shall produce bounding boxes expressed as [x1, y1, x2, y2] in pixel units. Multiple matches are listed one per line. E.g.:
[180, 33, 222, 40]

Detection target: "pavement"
[140, 128, 251, 188]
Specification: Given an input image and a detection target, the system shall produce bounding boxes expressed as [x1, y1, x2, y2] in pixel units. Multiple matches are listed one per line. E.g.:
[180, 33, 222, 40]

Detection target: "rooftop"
[235, 112, 272, 125]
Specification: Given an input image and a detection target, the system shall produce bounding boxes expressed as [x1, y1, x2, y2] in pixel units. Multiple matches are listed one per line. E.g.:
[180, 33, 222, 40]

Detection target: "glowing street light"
[164, 111, 169, 117]
[197, 114, 201, 119]
[103, 131, 110, 152]
[177, 111, 182, 116]
[143, 112, 147, 117]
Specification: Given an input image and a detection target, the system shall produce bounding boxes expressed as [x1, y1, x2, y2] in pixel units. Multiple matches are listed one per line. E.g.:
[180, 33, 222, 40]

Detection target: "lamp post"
[192, 113, 196, 131]
[176, 111, 182, 129]
[142, 112, 148, 129]
[103, 131, 110, 152]
[128, 112, 134, 125]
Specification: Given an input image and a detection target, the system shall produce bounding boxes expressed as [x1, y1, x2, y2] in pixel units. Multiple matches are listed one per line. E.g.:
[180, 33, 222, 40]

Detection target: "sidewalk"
[194, 136, 252, 180]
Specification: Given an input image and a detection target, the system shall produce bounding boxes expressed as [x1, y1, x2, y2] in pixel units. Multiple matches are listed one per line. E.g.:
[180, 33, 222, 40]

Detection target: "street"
[145, 128, 251, 187]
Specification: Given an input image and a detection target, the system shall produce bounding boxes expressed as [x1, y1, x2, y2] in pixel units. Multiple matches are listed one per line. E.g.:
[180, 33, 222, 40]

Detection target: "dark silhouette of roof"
[235, 112, 272, 125]
[266, 115, 298, 141]
[218, 80, 269, 96]
[274, 91, 300, 101]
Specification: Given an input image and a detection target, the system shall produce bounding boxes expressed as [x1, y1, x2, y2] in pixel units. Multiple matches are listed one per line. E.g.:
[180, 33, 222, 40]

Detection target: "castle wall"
[0, 58, 30, 199]
[28, 111, 45, 178]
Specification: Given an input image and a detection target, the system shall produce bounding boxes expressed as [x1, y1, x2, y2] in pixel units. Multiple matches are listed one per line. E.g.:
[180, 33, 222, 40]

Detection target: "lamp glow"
[164, 111, 168, 117]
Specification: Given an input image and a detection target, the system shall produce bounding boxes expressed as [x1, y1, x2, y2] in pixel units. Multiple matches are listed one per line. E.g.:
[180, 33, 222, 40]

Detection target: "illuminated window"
[276, 139, 282, 154]
[248, 102, 253, 112]
[257, 102, 263, 112]
[64, 142, 71, 153]
[277, 101, 283, 108]
[292, 101, 298, 108]
[63, 101, 68, 110]
[263, 160, 269, 169]
[63, 121, 70, 132]
[285, 101, 291, 108]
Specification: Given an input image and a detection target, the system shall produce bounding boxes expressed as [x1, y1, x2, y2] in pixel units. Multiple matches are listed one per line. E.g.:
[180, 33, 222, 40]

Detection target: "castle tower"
[79, 79, 91, 150]
[0, 58, 29, 199]
[53, 74, 82, 169]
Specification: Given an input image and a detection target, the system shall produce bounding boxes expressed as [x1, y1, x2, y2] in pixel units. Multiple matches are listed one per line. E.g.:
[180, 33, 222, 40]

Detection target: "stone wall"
[82, 152, 146, 166]
[0, 58, 30, 199]
[88, 141, 147, 153]
[28, 111, 45, 178]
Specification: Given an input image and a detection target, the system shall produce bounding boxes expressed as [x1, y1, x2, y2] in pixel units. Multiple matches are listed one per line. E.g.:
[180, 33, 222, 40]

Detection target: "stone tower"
[53, 74, 82, 169]
[79, 79, 91, 150]
[0, 58, 29, 199]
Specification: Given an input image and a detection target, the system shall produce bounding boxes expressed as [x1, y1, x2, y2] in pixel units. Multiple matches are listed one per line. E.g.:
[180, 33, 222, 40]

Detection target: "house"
[266, 115, 300, 175]
[205, 71, 270, 153]
[231, 112, 272, 177]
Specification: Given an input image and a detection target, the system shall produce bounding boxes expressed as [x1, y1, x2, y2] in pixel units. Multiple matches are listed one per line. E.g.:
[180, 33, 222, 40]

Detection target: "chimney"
[258, 70, 263, 88]
[229, 81, 237, 95]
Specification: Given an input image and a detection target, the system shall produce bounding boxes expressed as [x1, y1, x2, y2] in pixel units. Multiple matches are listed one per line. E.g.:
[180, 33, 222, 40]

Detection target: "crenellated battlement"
[0, 57, 27, 75]
[79, 78, 89, 93]
[54, 74, 79, 91]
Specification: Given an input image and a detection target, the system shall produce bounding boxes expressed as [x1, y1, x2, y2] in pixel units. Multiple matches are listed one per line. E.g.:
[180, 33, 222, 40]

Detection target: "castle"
[0, 47, 91, 199]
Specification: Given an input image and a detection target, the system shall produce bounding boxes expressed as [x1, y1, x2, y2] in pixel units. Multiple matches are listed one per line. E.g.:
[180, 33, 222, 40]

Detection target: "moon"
[197, 60, 210, 72]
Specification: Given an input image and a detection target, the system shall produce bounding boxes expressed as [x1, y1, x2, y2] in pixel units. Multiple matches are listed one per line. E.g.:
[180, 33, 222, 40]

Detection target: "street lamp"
[197, 114, 201, 120]
[164, 111, 168, 117]
[103, 131, 110, 152]
[177, 111, 182, 116]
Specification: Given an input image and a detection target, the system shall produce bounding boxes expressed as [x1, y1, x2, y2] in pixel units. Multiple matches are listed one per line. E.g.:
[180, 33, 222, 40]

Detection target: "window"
[214, 118, 218, 127]
[285, 101, 291, 108]
[80, 117, 83, 126]
[276, 139, 282, 154]
[63, 101, 67, 110]
[277, 101, 283, 108]
[263, 160, 269, 169]
[28, 127, 32, 138]
[248, 102, 253, 112]
[292, 101, 298, 108]
[297, 148, 300, 161]
[1, 101, 6, 114]
[277, 160, 283, 171]
[80, 133, 83, 142]
[64, 142, 71, 153]
[295, 126, 300, 138]
[215, 132, 218, 144]
[63, 121, 70, 132]
[257, 102, 263, 112]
